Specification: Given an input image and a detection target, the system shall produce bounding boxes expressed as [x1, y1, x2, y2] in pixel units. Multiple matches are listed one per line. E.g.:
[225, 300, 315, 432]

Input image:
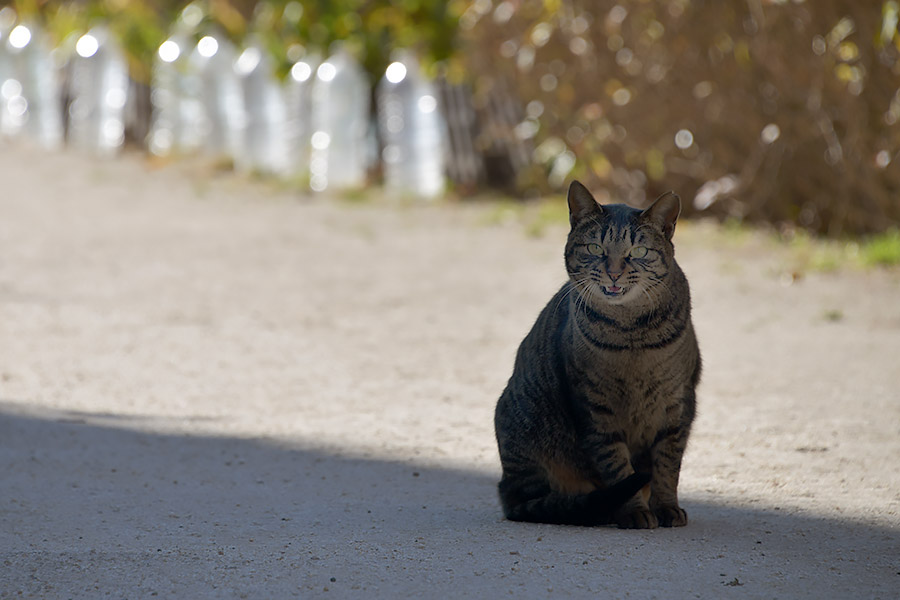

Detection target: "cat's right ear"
[567, 181, 602, 227]
[642, 191, 681, 240]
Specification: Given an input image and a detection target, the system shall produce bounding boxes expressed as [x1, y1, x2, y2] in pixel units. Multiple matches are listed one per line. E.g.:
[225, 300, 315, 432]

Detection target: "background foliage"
[460, 0, 900, 235]
[4, 0, 899, 236]
[9, 0, 464, 80]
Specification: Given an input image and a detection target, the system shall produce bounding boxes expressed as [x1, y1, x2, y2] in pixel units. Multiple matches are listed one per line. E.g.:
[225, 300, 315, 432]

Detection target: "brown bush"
[460, 0, 900, 236]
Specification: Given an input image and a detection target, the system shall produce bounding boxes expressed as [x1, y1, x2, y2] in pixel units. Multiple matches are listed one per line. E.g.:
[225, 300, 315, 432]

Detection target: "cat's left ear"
[642, 191, 681, 240]
[567, 180, 602, 227]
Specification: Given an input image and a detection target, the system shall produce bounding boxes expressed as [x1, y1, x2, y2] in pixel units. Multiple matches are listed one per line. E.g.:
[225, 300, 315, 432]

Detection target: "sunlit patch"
[1, 79, 23, 100]
[8, 25, 31, 49]
[674, 129, 693, 149]
[760, 123, 780, 145]
[75, 34, 99, 58]
[235, 47, 261, 74]
[310, 131, 330, 150]
[158, 40, 180, 63]
[197, 36, 219, 59]
[316, 62, 336, 82]
[417, 94, 437, 114]
[385, 62, 407, 84]
[105, 88, 126, 110]
[290, 61, 313, 82]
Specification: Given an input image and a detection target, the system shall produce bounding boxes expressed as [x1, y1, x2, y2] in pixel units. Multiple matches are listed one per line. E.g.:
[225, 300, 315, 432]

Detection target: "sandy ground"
[1, 145, 898, 599]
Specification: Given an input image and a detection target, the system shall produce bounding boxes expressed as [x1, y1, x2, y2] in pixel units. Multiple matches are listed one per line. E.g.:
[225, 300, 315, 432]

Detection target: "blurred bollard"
[234, 41, 289, 176]
[67, 27, 128, 156]
[285, 53, 318, 180]
[0, 8, 14, 137]
[0, 19, 63, 148]
[190, 33, 244, 162]
[148, 33, 204, 156]
[309, 48, 370, 192]
[376, 51, 446, 199]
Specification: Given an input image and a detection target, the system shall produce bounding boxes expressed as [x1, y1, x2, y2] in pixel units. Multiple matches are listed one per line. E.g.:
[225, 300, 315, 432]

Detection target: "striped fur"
[494, 181, 701, 528]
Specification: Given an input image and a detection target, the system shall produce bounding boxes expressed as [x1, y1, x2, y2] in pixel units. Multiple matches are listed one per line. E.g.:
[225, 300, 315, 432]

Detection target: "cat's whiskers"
[647, 278, 673, 304]
[563, 276, 594, 320]
[640, 285, 660, 319]
[555, 278, 584, 314]
[645, 280, 666, 307]
[574, 281, 589, 319]
[577, 277, 600, 318]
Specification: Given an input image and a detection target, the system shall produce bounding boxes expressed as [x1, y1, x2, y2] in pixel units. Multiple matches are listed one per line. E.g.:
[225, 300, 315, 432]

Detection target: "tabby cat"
[494, 181, 701, 528]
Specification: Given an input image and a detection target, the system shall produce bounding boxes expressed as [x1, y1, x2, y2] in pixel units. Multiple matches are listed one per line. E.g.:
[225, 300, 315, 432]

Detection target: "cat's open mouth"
[602, 285, 626, 296]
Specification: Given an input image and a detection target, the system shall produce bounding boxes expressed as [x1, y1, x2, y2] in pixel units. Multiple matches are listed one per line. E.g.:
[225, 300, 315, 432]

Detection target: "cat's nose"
[607, 269, 623, 281]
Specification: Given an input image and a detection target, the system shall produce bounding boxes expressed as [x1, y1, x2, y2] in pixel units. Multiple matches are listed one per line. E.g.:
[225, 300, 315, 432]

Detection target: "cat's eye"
[630, 246, 648, 259]
[586, 243, 605, 256]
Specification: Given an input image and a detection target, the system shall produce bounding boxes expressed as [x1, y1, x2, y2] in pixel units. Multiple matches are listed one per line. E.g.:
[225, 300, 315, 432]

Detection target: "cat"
[494, 180, 701, 528]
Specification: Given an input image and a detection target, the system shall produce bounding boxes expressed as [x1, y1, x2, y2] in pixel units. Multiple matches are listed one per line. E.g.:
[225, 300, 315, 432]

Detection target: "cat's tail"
[499, 472, 650, 526]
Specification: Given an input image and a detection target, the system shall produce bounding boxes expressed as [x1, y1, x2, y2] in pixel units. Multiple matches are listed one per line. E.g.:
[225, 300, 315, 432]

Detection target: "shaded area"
[2, 405, 897, 599]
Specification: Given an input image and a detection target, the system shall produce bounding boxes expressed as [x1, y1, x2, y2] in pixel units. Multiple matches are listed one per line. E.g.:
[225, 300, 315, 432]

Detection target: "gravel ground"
[1, 146, 898, 599]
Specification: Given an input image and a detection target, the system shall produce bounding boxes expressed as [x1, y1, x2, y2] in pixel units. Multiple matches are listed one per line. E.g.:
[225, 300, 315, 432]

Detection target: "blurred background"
[1, 0, 898, 237]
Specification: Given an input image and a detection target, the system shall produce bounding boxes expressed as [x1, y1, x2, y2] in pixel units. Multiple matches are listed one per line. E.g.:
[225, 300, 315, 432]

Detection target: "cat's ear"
[567, 180, 602, 227]
[642, 191, 681, 240]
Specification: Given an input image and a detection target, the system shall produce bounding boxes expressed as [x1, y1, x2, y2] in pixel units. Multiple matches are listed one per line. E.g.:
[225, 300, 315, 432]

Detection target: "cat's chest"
[582, 362, 676, 412]
[574, 343, 680, 394]
[574, 353, 685, 440]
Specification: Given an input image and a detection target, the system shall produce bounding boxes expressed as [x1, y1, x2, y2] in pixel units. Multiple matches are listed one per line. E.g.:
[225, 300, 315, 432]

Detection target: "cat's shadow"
[2, 404, 895, 597]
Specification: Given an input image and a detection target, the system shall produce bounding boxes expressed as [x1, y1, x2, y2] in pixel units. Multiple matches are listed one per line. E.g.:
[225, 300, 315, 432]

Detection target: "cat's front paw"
[616, 508, 659, 529]
[655, 505, 688, 527]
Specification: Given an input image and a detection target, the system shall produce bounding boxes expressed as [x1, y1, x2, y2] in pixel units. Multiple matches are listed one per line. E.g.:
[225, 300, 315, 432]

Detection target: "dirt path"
[1, 146, 898, 598]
